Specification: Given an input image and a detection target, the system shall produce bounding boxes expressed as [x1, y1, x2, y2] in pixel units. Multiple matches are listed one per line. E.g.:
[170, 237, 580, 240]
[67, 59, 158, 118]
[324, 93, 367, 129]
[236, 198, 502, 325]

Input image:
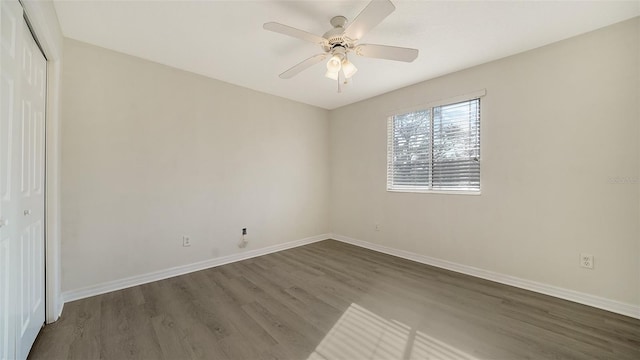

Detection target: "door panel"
[18, 226, 30, 336]
[1, 1, 46, 358]
[33, 111, 43, 195]
[0, 1, 23, 359]
[0, 237, 11, 360]
[20, 100, 30, 196]
[16, 19, 46, 360]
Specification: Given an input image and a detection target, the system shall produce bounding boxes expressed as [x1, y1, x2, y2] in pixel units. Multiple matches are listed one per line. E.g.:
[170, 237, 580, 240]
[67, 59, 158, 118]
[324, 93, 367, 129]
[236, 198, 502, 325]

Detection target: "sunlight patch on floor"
[308, 303, 478, 360]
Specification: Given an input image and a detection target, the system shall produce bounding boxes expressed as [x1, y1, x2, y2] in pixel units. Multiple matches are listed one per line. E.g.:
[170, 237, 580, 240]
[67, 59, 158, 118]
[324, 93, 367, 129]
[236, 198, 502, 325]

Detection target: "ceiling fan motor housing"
[323, 16, 354, 51]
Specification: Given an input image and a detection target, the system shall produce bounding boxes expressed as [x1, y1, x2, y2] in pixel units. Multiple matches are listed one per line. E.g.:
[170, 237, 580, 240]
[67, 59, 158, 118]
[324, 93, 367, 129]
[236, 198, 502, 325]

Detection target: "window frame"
[386, 90, 485, 195]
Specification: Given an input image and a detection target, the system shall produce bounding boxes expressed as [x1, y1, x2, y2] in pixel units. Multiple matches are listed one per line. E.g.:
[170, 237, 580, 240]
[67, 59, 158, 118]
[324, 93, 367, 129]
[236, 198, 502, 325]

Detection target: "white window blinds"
[387, 98, 480, 192]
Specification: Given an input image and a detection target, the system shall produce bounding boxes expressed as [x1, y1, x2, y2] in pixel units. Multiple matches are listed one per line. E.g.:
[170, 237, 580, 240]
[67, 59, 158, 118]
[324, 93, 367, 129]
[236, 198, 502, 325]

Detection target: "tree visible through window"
[387, 98, 480, 192]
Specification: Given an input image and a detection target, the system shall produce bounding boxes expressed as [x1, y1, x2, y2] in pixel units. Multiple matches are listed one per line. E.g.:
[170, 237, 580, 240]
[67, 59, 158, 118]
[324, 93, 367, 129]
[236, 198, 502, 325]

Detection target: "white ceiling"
[53, 0, 639, 110]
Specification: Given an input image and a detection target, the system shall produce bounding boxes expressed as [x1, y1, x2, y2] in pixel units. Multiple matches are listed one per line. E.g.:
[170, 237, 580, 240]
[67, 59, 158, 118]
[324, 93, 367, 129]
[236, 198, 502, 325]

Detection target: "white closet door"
[1, 1, 24, 359]
[0, 0, 46, 358]
[16, 16, 47, 360]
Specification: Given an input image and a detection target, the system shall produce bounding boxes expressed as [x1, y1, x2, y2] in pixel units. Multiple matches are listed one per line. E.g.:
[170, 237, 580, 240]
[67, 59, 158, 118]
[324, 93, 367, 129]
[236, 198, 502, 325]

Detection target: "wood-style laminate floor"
[29, 240, 640, 359]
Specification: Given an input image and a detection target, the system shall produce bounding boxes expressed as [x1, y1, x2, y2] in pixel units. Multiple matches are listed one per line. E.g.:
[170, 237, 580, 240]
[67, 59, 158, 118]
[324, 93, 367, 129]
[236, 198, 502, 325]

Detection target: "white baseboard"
[62, 233, 331, 303]
[331, 234, 640, 320]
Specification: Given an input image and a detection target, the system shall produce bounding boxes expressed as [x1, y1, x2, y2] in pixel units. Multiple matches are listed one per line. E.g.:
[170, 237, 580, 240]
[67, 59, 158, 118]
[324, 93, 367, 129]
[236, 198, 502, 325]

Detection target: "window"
[387, 97, 481, 193]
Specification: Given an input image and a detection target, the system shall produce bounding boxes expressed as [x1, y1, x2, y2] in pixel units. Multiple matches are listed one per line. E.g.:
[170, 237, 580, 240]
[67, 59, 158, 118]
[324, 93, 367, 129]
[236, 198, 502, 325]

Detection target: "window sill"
[387, 189, 481, 196]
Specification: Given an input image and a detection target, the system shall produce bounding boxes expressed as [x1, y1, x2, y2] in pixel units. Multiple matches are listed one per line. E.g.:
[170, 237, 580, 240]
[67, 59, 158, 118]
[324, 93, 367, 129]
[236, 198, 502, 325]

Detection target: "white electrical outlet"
[238, 228, 248, 248]
[182, 235, 191, 247]
[580, 253, 594, 269]
[375, 224, 381, 232]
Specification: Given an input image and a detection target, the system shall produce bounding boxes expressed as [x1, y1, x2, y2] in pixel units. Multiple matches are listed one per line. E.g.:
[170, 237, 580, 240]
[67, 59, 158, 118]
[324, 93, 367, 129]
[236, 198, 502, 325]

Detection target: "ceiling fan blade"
[355, 44, 419, 62]
[343, 0, 396, 41]
[264, 22, 327, 45]
[279, 53, 329, 79]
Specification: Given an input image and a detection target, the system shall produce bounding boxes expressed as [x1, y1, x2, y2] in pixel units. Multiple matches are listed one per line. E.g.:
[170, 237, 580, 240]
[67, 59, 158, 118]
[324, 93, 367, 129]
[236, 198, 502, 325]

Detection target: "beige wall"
[330, 18, 639, 306]
[61, 39, 330, 292]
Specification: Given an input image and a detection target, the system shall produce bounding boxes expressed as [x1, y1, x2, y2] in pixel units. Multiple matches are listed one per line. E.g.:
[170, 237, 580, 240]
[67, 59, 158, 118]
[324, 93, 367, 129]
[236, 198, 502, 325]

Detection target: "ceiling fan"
[263, 0, 419, 92]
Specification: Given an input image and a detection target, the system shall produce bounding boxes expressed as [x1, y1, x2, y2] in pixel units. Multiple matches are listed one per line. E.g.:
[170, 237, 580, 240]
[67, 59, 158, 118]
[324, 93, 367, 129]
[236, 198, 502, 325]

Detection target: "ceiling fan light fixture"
[325, 54, 343, 80]
[341, 58, 357, 79]
[326, 55, 342, 72]
[325, 69, 340, 80]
